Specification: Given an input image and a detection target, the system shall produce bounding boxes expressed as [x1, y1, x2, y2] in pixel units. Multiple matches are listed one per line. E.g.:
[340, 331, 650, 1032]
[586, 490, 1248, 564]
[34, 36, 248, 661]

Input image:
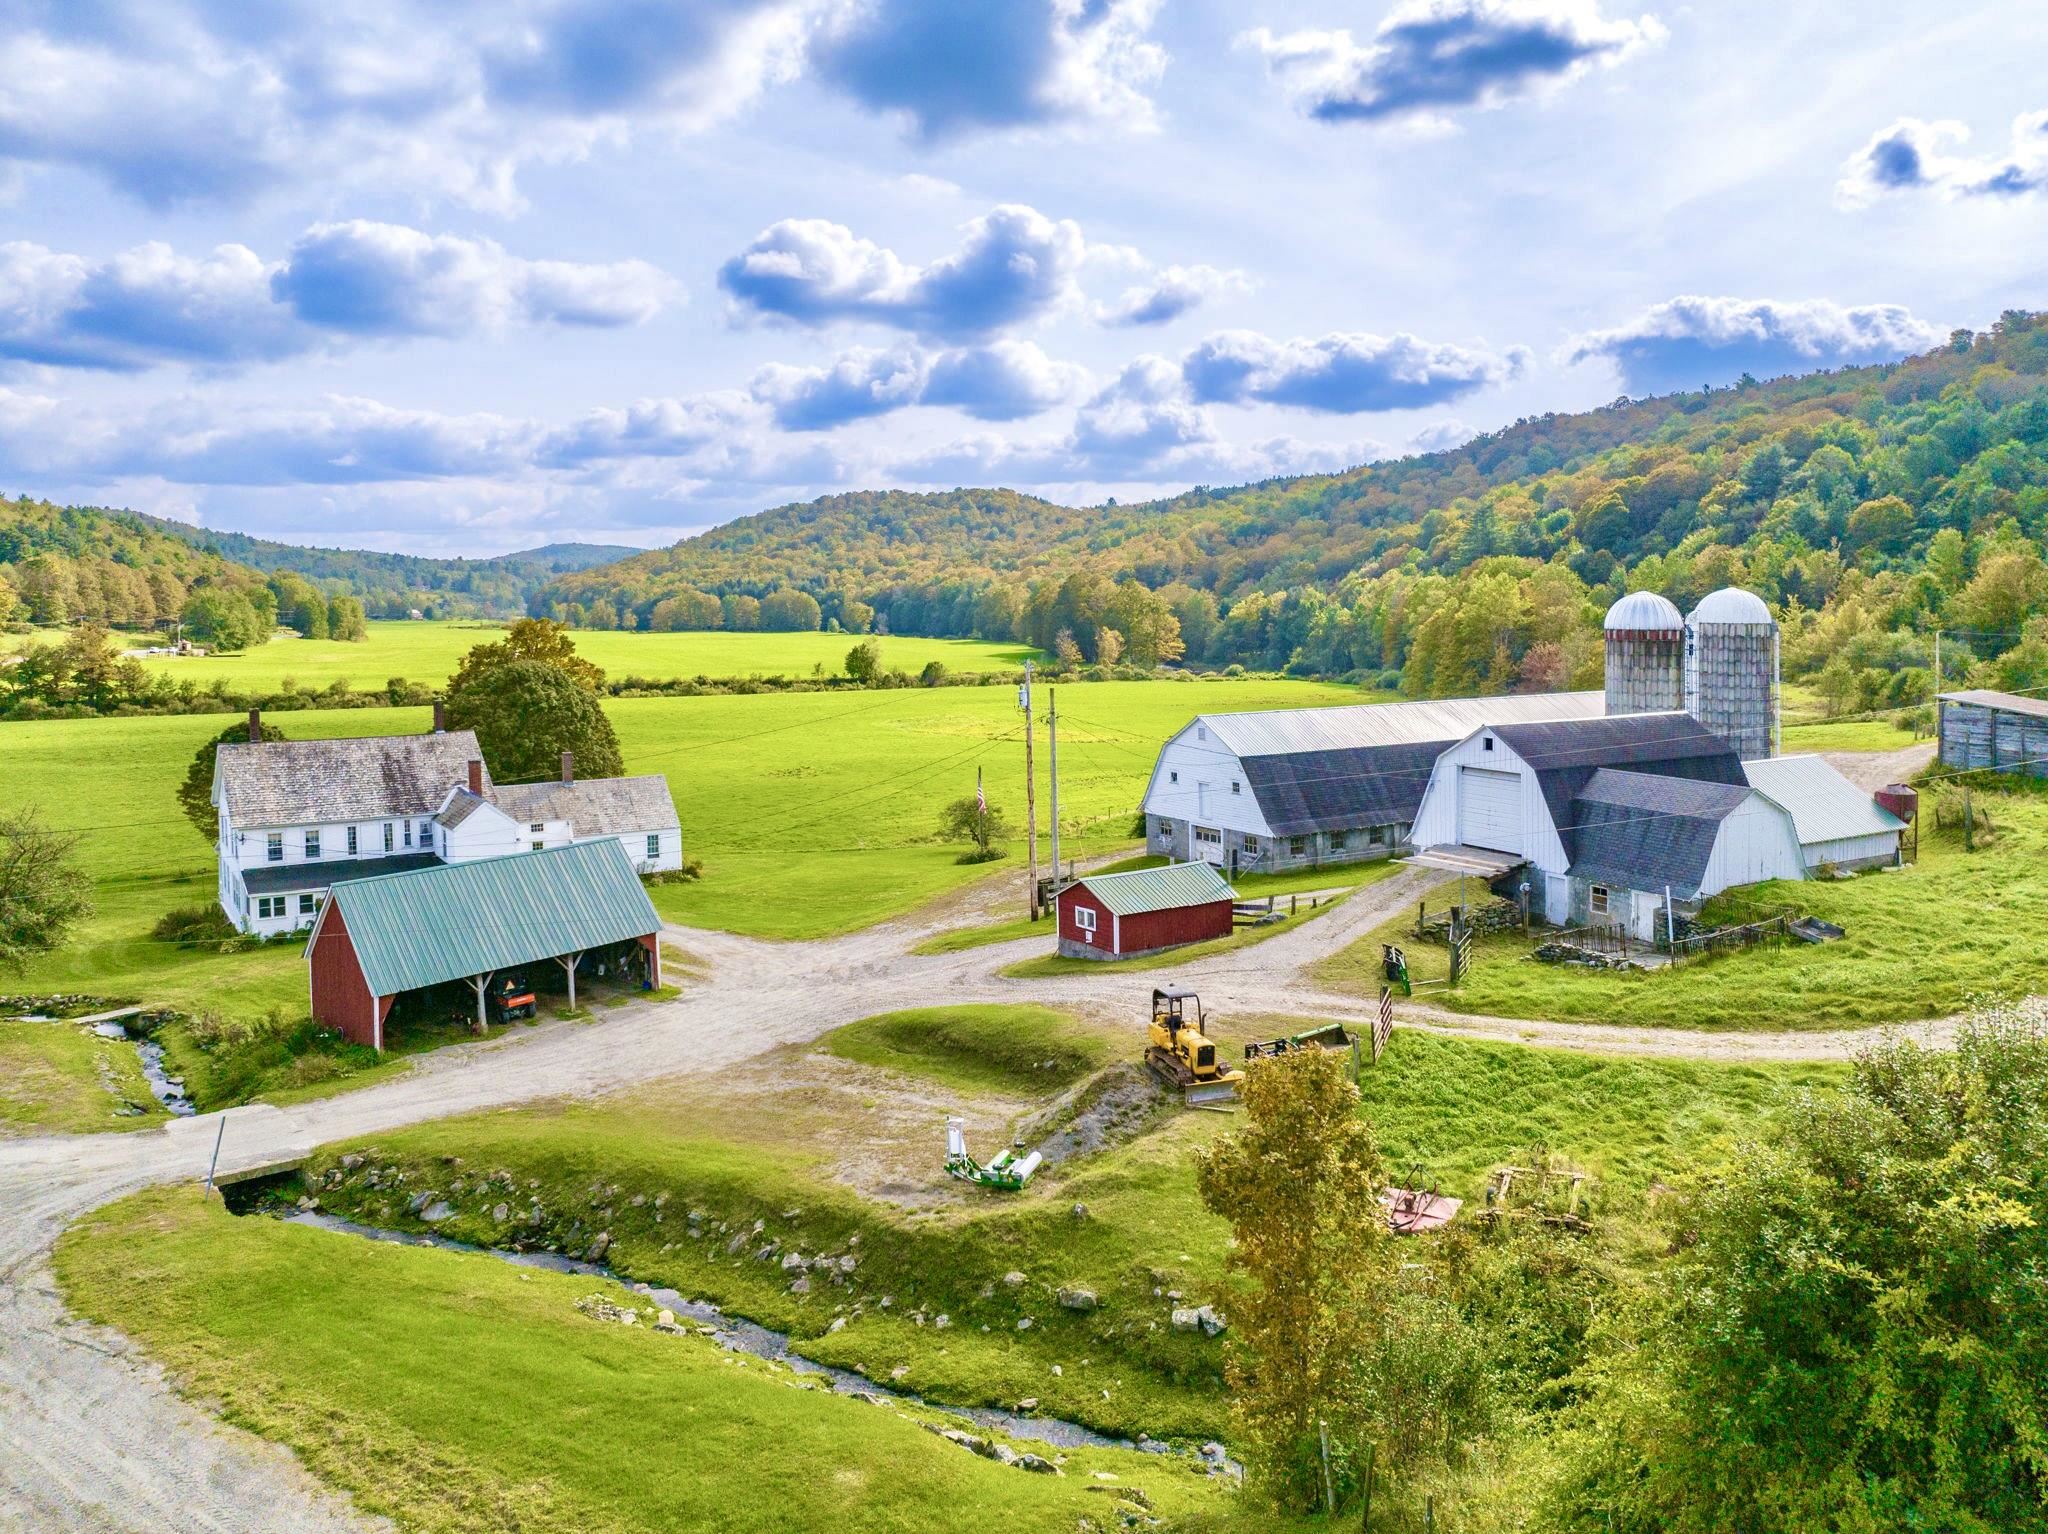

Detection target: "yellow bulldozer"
[1146, 986, 1242, 1105]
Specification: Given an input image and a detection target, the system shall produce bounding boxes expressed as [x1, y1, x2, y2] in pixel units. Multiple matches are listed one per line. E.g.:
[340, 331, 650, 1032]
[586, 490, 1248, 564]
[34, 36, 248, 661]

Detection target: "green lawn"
[58, 1188, 1229, 1534]
[0, 1021, 164, 1135]
[124, 620, 1041, 691]
[821, 1004, 1110, 1094]
[1317, 785, 2047, 1030]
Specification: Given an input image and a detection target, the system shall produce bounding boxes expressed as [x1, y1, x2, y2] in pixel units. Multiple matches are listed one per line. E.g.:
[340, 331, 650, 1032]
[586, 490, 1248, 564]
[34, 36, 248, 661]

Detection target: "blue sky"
[0, 0, 2043, 556]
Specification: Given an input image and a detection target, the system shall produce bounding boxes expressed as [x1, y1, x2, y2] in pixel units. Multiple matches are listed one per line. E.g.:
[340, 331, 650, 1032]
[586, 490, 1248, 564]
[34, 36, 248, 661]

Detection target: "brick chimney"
[560, 751, 574, 785]
[432, 700, 446, 734]
[467, 758, 483, 796]
[247, 708, 262, 744]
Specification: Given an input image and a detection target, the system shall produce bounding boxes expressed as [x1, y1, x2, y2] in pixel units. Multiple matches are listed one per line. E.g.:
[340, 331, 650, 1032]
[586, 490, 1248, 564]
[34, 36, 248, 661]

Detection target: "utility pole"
[1048, 686, 1061, 892]
[1021, 661, 1039, 918]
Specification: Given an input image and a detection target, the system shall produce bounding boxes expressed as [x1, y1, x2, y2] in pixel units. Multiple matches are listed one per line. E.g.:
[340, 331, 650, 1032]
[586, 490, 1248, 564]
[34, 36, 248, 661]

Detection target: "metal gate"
[1458, 766, 1520, 852]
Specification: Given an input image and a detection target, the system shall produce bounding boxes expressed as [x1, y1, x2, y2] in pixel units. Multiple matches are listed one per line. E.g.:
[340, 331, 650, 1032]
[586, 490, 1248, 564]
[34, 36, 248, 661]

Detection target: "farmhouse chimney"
[246, 708, 262, 744]
[432, 700, 446, 734]
[561, 751, 574, 785]
[467, 758, 483, 796]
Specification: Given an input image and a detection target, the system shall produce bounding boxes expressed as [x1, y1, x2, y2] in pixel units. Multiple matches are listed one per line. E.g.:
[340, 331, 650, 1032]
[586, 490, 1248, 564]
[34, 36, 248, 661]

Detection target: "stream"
[273, 1211, 1231, 1469]
[92, 1019, 195, 1116]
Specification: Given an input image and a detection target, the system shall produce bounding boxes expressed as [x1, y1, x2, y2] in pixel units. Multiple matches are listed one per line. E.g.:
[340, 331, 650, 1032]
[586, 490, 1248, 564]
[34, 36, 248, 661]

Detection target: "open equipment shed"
[306, 838, 662, 1051]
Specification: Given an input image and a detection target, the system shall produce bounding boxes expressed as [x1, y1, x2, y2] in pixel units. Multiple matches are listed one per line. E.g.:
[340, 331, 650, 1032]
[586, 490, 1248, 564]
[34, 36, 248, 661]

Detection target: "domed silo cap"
[1604, 590, 1684, 633]
[1688, 587, 1774, 626]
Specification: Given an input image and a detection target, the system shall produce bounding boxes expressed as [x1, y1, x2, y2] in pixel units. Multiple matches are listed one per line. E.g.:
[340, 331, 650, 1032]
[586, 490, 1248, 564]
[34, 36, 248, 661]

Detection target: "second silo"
[1684, 586, 1779, 759]
[1603, 591, 1686, 715]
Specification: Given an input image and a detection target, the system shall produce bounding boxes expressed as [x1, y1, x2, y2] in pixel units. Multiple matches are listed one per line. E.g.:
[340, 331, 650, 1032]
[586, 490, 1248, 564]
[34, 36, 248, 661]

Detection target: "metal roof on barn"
[1488, 712, 1747, 836]
[1068, 861, 1236, 917]
[1566, 768, 1754, 897]
[1938, 688, 2048, 722]
[314, 839, 658, 997]
[1239, 740, 1448, 835]
[1741, 755, 1905, 846]
[1190, 691, 1605, 759]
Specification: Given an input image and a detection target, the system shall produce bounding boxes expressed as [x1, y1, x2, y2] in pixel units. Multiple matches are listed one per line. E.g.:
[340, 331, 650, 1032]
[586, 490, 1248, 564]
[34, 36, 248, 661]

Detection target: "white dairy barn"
[1139, 692, 1606, 875]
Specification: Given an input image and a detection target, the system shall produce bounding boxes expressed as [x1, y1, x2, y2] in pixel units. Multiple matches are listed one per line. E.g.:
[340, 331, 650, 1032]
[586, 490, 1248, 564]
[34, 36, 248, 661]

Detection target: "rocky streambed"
[263, 1208, 1236, 1478]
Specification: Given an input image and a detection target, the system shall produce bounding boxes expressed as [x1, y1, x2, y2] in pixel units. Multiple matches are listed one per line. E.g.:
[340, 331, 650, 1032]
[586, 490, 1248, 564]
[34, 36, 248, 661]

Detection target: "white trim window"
[646, 833, 661, 861]
[1243, 834, 1261, 856]
[304, 829, 320, 859]
[403, 820, 413, 847]
[1590, 885, 1611, 917]
[1194, 826, 1222, 848]
[384, 822, 395, 852]
[346, 825, 358, 855]
[256, 895, 285, 920]
[266, 832, 283, 863]
[1073, 905, 1097, 943]
[298, 893, 318, 918]
[1289, 835, 1308, 857]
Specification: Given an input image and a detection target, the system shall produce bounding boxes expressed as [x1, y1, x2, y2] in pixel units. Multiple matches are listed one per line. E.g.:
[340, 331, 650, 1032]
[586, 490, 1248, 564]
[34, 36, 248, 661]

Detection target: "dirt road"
[0, 857, 1962, 1530]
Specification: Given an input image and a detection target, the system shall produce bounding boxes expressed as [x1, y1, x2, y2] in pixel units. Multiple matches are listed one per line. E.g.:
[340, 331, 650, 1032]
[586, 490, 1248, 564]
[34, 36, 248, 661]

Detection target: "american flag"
[976, 766, 987, 814]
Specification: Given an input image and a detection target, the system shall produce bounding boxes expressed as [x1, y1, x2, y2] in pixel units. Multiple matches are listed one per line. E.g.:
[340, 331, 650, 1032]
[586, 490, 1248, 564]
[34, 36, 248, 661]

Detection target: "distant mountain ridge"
[140, 516, 637, 619]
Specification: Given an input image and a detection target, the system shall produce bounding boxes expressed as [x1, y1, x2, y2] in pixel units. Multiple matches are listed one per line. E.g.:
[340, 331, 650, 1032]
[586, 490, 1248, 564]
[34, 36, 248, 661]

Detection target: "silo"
[1603, 591, 1685, 716]
[1684, 587, 1779, 759]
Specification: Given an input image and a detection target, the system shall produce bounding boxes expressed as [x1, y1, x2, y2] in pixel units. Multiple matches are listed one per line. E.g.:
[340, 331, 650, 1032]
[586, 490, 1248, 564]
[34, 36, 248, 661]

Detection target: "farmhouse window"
[1168, 770, 1178, 783]
[403, 820, 412, 847]
[419, 819, 431, 844]
[1289, 836, 1307, 857]
[1483, 737, 1494, 752]
[646, 833, 661, 861]
[346, 826, 358, 855]
[1590, 885, 1611, 916]
[298, 894, 317, 916]
[266, 832, 283, 862]
[1075, 906, 1097, 934]
[256, 895, 282, 920]
[304, 830, 320, 859]
[532, 841, 543, 852]
[383, 822, 394, 852]
[1243, 835, 1261, 855]
[1231, 780, 1241, 794]
[530, 823, 544, 833]
[1194, 826, 1221, 846]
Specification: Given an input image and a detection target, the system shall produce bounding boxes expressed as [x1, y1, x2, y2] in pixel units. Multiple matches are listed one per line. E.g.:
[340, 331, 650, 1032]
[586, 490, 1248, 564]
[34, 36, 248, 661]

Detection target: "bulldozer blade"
[1185, 1082, 1240, 1107]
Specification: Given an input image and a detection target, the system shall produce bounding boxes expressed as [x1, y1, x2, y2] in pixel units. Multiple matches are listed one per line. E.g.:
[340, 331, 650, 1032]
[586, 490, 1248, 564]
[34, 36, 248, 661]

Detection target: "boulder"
[1170, 1307, 1201, 1334]
[1001, 1270, 1026, 1289]
[586, 1232, 612, 1261]
[1016, 1317, 1033, 1331]
[829, 1316, 847, 1333]
[1196, 1305, 1227, 1338]
[339, 1154, 364, 1170]
[789, 1276, 811, 1295]
[421, 1201, 454, 1223]
[991, 1444, 1020, 1467]
[889, 1366, 910, 1382]
[1056, 1286, 1098, 1312]
[406, 1191, 433, 1215]
[1017, 1397, 1038, 1411]
[934, 1314, 951, 1331]
[780, 1251, 808, 1272]
[1070, 1203, 1088, 1220]
[491, 1203, 509, 1223]
[1015, 1453, 1059, 1475]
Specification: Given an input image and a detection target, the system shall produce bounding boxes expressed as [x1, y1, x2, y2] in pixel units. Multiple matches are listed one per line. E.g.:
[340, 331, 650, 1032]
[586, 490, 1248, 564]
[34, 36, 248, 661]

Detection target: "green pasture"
[0, 1021, 164, 1135]
[58, 1188, 1230, 1534]
[1318, 783, 2048, 1029]
[121, 620, 1040, 691]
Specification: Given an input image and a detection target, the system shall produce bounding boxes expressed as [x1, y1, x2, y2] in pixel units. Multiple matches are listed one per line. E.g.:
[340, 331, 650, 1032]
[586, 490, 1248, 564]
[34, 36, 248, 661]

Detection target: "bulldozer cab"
[1151, 985, 1203, 1037]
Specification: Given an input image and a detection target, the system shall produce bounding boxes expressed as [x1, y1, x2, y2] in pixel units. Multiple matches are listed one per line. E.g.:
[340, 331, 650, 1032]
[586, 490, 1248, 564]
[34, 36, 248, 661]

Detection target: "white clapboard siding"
[1410, 731, 1570, 874]
[1698, 796, 1806, 897]
[1139, 724, 1275, 839]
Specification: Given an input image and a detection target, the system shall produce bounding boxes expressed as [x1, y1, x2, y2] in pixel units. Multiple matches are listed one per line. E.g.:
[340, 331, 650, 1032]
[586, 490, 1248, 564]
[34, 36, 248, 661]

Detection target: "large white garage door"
[1458, 767, 1521, 852]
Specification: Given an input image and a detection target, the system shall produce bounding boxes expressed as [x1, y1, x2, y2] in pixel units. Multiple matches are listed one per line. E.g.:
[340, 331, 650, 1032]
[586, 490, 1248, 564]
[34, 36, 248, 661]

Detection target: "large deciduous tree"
[446, 659, 623, 784]
[0, 809, 92, 972]
[449, 617, 607, 695]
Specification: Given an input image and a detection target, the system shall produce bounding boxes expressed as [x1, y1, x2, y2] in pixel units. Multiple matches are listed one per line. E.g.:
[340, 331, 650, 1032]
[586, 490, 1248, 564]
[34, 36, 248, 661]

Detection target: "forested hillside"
[144, 518, 634, 620]
[0, 498, 270, 630]
[540, 311, 2048, 715]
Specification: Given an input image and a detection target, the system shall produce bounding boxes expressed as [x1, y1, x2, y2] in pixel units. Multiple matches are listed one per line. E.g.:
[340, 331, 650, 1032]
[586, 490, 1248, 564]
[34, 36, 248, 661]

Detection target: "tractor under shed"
[305, 838, 662, 1051]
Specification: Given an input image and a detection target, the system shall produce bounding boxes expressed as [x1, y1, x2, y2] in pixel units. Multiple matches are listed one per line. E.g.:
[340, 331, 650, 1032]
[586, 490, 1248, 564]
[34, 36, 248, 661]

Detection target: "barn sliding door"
[1458, 767, 1521, 852]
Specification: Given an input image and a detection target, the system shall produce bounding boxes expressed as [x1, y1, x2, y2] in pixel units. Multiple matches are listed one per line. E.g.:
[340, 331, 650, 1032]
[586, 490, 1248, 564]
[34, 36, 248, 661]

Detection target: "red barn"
[1055, 862, 1236, 960]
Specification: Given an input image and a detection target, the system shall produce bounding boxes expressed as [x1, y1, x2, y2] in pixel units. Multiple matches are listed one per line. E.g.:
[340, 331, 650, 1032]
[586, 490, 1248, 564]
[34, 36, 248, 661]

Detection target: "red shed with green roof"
[1054, 862, 1236, 960]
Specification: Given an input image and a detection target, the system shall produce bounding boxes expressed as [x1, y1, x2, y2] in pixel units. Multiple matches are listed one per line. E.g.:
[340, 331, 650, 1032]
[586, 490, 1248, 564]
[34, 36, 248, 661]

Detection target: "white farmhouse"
[213, 712, 681, 936]
[1407, 713, 1808, 939]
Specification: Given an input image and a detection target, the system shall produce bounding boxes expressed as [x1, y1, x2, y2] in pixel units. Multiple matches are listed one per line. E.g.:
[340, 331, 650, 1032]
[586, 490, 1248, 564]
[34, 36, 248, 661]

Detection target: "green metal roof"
[1074, 861, 1236, 917]
[318, 839, 659, 997]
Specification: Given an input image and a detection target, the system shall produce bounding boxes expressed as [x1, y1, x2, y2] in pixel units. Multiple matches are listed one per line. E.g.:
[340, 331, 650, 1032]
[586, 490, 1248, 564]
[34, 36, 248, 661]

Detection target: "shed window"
[419, 818, 431, 845]
[646, 833, 661, 861]
[1590, 885, 1611, 916]
[346, 826, 358, 855]
[1289, 835, 1307, 857]
[383, 822, 394, 852]
[304, 829, 320, 859]
[266, 832, 283, 863]
[1074, 906, 1097, 934]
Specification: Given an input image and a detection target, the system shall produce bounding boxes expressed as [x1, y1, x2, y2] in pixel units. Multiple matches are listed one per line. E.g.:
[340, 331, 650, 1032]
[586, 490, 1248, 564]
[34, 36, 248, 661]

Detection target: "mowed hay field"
[0, 673, 1358, 1012]
[127, 620, 1039, 691]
